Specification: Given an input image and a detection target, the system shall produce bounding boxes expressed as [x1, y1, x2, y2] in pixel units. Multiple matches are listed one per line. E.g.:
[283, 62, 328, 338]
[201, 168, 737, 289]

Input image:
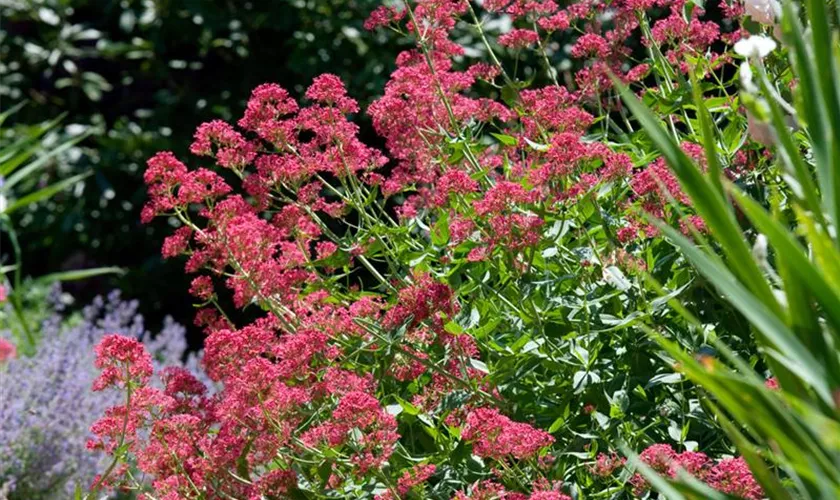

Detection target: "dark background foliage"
[0, 0, 409, 342]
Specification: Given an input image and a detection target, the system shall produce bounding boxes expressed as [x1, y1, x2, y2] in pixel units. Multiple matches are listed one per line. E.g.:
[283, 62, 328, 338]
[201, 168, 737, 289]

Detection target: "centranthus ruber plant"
[88, 0, 783, 498]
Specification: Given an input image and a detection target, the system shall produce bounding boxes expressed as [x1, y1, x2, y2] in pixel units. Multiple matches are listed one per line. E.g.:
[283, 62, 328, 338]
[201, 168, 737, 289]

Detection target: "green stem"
[465, 1, 514, 86]
[88, 369, 134, 497]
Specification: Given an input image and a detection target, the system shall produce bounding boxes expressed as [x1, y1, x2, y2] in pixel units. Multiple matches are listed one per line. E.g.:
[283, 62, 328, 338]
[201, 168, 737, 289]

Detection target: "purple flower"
[0, 291, 200, 497]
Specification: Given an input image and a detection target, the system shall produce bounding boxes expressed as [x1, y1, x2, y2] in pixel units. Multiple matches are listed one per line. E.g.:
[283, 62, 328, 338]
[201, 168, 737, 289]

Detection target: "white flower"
[734, 35, 777, 59]
[739, 62, 757, 92]
[745, 0, 780, 25]
[752, 234, 769, 263]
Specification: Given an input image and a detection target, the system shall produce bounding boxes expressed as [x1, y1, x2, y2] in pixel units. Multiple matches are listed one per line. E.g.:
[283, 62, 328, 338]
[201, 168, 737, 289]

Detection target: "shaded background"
[0, 0, 410, 345]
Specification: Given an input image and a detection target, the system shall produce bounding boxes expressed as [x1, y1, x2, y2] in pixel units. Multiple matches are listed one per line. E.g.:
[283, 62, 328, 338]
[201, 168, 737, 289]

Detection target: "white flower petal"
[739, 62, 757, 92]
[734, 35, 777, 58]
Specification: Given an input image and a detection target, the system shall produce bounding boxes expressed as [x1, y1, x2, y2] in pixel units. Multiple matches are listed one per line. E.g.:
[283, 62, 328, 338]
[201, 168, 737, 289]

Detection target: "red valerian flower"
[590, 452, 626, 477]
[453, 480, 512, 500]
[382, 273, 458, 330]
[570, 33, 611, 58]
[92, 334, 154, 391]
[529, 492, 572, 500]
[247, 469, 297, 500]
[305, 73, 359, 113]
[499, 29, 540, 49]
[462, 407, 554, 460]
[302, 391, 399, 475]
[188, 276, 214, 301]
[629, 444, 759, 497]
[673, 451, 712, 479]
[708, 457, 764, 499]
[190, 120, 256, 170]
[238, 83, 298, 133]
[396, 463, 436, 496]
[161, 226, 192, 258]
[639, 443, 677, 475]
[0, 337, 16, 362]
[364, 5, 405, 30]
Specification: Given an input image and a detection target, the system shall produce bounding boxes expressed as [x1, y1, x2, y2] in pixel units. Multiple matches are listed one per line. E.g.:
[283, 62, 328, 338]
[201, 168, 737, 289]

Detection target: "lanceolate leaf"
[614, 76, 783, 318]
[651, 220, 833, 405]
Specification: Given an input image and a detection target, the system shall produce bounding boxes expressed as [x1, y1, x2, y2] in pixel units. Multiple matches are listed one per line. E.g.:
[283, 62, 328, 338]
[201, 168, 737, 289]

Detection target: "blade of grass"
[4, 171, 92, 215]
[754, 68, 824, 227]
[651, 220, 832, 404]
[33, 266, 126, 286]
[0, 101, 27, 126]
[689, 70, 724, 198]
[731, 189, 840, 349]
[803, 0, 840, 234]
[2, 131, 90, 192]
[780, 1, 835, 233]
[613, 76, 782, 317]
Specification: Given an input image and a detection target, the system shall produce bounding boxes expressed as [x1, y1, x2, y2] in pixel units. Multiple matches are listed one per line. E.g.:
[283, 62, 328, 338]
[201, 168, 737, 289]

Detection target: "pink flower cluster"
[462, 407, 554, 460]
[91, 334, 153, 391]
[593, 444, 763, 499]
[453, 479, 572, 500]
[0, 337, 16, 362]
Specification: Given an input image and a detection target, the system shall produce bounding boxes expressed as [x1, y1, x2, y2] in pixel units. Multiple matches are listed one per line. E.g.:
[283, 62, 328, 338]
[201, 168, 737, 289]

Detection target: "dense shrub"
[81, 0, 794, 498]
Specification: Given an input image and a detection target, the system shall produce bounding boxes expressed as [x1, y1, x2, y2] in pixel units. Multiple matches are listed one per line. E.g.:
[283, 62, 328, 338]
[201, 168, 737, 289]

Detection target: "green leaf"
[4, 171, 92, 214]
[652, 220, 833, 405]
[444, 320, 464, 335]
[548, 415, 565, 433]
[490, 132, 517, 146]
[472, 317, 501, 340]
[431, 211, 450, 246]
[33, 266, 125, 286]
[395, 396, 420, 416]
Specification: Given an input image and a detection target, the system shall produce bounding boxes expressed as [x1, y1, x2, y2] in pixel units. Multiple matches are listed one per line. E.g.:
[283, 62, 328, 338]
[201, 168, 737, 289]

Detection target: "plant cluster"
[0, 290, 202, 499]
[83, 0, 809, 498]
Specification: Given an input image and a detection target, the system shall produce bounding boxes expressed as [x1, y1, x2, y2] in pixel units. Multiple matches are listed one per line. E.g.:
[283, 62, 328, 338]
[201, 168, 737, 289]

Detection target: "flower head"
[92, 334, 154, 391]
[734, 35, 777, 58]
[0, 338, 15, 362]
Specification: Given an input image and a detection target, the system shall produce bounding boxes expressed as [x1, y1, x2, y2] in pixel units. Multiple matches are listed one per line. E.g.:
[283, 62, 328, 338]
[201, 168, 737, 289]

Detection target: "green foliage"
[0, 107, 123, 353]
[619, 0, 840, 497]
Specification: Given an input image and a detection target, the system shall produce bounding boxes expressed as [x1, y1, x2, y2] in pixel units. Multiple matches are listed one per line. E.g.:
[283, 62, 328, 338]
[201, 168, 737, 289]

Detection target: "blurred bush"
[0, 104, 124, 353]
[0, 0, 410, 334]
